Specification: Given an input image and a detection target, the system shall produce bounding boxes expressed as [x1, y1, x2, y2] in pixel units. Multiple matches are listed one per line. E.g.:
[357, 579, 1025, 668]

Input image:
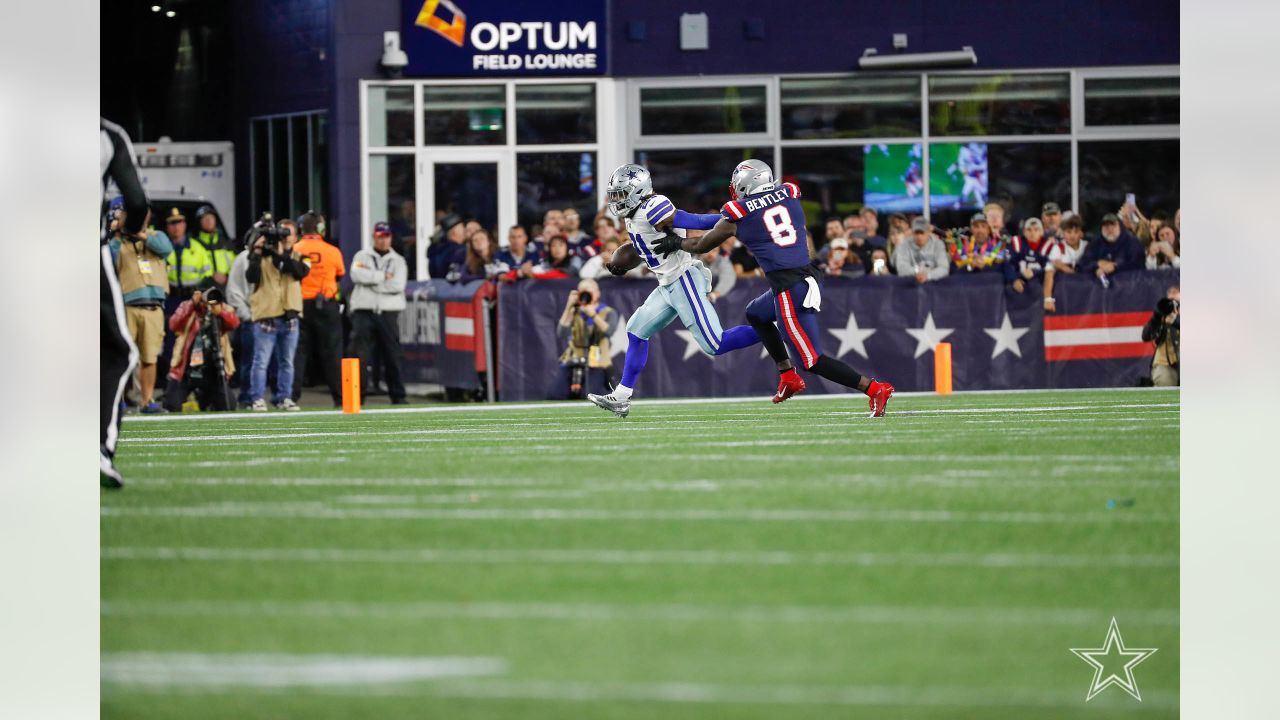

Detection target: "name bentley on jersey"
[740, 187, 793, 214]
[624, 194, 697, 286]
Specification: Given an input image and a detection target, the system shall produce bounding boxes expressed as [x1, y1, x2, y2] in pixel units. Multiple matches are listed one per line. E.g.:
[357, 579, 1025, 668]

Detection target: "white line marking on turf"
[100, 652, 506, 688]
[124, 386, 1179, 423]
[100, 599, 1178, 628]
[101, 545, 1179, 569]
[101, 503, 1177, 524]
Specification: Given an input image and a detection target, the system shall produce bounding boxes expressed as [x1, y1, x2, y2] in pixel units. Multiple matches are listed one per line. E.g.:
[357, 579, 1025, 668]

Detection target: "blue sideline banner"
[497, 271, 1180, 401]
[399, 279, 486, 389]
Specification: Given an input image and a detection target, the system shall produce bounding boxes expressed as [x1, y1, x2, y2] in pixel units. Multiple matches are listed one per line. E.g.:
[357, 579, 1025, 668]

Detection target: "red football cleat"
[868, 381, 895, 417]
[773, 371, 807, 404]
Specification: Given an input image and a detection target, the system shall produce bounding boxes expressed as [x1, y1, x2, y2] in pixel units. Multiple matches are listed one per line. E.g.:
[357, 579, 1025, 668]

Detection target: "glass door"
[415, 149, 514, 279]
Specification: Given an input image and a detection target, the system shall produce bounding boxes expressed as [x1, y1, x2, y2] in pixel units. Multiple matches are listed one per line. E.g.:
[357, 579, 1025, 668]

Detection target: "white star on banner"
[904, 312, 955, 359]
[828, 312, 876, 359]
[1070, 617, 1157, 701]
[983, 312, 1031, 359]
[674, 330, 704, 361]
[609, 315, 629, 360]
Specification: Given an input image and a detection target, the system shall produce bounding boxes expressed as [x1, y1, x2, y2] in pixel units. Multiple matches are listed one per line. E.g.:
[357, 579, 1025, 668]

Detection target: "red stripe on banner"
[1043, 311, 1151, 331]
[445, 301, 475, 352]
[1044, 341, 1151, 362]
[445, 302, 472, 319]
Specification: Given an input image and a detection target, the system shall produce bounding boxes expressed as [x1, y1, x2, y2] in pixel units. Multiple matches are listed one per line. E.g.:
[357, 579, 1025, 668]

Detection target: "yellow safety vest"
[166, 237, 214, 291]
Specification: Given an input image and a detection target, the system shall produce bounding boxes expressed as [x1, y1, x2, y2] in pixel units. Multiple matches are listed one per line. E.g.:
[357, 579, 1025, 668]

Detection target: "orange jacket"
[294, 234, 346, 300]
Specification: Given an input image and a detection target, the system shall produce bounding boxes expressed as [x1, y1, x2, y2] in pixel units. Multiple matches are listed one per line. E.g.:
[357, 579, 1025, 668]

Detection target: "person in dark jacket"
[427, 214, 467, 278]
[1078, 213, 1144, 281]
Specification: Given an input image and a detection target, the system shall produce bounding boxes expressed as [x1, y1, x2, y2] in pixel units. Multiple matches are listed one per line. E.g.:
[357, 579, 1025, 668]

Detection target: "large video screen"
[862, 143, 924, 212]
[929, 142, 989, 211]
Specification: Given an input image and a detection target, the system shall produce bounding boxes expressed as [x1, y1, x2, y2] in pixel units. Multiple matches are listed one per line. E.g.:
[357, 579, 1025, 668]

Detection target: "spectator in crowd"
[246, 218, 310, 411]
[1004, 217, 1049, 295]
[579, 238, 621, 280]
[530, 235, 582, 279]
[860, 207, 887, 248]
[594, 216, 621, 245]
[109, 208, 172, 413]
[163, 284, 239, 411]
[542, 208, 565, 232]
[701, 241, 738, 301]
[1146, 224, 1181, 269]
[894, 217, 949, 284]
[886, 213, 910, 253]
[292, 211, 346, 407]
[823, 217, 845, 246]
[845, 227, 876, 270]
[1079, 213, 1144, 282]
[389, 198, 416, 258]
[728, 237, 761, 278]
[950, 212, 1008, 272]
[983, 202, 1008, 240]
[1174, 208, 1181, 233]
[497, 225, 543, 282]
[822, 237, 864, 278]
[1142, 287, 1180, 387]
[194, 205, 235, 287]
[547, 278, 615, 400]
[1041, 202, 1063, 241]
[350, 222, 409, 405]
[450, 228, 502, 283]
[1041, 215, 1089, 313]
[163, 207, 212, 305]
[842, 213, 864, 236]
[868, 247, 892, 276]
[427, 214, 467, 278]
[463, 219, 483, 240]
[562, 207, 590, 246]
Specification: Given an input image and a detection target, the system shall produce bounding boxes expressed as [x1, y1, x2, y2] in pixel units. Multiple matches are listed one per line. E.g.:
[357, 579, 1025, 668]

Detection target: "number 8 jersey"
[720, 182, 811, 274]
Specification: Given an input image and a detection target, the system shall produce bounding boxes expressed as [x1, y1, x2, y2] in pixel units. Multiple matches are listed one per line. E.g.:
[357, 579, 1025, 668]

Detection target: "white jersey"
[623, 194, 699, 287]
[1044, 238, 1088, 270]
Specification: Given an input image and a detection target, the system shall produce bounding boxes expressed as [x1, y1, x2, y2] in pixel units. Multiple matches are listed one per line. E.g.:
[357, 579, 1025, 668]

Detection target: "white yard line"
[100, 599, 1178, 628]
[100, 652, 506, 688]
[100, 545, 1179, 569]
[125, 387, 1179, 423]
[101, 503, 1177, 525]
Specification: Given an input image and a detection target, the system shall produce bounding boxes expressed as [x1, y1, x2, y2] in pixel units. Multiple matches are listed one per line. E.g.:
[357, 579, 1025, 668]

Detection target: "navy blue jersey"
[720, 182, 810, 274]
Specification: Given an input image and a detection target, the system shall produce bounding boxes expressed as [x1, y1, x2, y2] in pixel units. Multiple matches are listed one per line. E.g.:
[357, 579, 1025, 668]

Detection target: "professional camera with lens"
[576, 290, 593, 305]
[254, 212, 292, 252]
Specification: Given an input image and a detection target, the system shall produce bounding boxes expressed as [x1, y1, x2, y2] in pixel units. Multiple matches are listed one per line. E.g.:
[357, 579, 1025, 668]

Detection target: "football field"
[102, 389, 1179, 718]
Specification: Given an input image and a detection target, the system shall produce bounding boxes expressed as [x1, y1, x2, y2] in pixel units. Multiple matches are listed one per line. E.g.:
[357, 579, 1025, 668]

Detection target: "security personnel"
[291, 211, 346, 406]
[194, 205, 236, 287]
[163, 207, 214, 300]
[108, 210, 173, 413]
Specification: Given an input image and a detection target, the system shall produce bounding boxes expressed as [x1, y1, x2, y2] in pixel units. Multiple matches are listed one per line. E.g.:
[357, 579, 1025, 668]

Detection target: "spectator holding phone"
[1145, 224, 1181, 269]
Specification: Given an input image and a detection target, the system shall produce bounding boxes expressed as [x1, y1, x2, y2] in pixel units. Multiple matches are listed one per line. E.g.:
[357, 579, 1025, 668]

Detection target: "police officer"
[291, 211, 346, 406]
[101, 118, 149, 487]
[194, 205, 235, 287]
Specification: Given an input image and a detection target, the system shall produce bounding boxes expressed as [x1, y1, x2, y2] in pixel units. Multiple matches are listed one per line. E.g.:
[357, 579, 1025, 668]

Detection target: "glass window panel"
[927, 142, 1071, 233]
[434, 162, 499, 236]
[368, 154, 417, 271]
[928, 73, 1070, 136]
[366, 85, 414, 147]
[1078, 140, 1179, 232]
[1084, 77, 1179, 126]
[516, 152, 598, 232]
[780, 146, 865, 240]
[290, 115, 308, 217]
[633, 147, 774, 213]
[423, 85, 506, 145]
[781, 76, 921, 139]
[270, 118, 289, 217]
[640, 86, 767, 135]
[862, 143, 925, 214]
[251, 119, 269, 220]
[516, 83, 597, 144]
[310, 113, 330, 214]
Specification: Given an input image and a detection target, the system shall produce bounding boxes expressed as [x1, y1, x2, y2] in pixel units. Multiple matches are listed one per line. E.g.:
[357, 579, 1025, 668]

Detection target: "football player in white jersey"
[587, 164, 760, 417]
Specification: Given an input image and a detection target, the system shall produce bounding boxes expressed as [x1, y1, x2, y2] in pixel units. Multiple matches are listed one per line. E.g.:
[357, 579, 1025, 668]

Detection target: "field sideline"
[102, 388, 1179, 719]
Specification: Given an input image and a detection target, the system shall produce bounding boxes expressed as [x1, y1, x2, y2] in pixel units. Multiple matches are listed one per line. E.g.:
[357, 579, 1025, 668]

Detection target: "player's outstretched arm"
[607, 242, 643, 275]
[681, 218, 736, 255]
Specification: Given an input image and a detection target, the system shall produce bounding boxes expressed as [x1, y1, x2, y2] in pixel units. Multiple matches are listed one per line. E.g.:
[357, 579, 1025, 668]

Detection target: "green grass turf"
[101, 389, 1179, 718]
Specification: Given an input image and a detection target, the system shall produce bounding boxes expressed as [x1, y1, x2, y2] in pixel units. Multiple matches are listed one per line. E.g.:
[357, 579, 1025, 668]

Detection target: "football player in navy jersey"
[653, 160, 895, 417]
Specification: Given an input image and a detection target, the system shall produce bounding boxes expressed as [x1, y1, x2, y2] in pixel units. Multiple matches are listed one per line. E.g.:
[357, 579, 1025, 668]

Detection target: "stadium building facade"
[231, 0, 1179, 277]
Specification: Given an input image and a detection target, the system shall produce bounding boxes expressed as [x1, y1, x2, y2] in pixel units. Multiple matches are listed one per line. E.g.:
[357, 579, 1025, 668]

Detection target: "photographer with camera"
[1142, 286, 1180, 387]
[162, 282, 240, 411]
[107, 204, 172, 413]
[246, 214, 310, 411]
[546, 278, 615, 400]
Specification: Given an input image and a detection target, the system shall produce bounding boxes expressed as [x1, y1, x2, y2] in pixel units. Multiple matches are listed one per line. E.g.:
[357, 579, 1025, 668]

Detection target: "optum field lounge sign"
[402, 0, 607, 76]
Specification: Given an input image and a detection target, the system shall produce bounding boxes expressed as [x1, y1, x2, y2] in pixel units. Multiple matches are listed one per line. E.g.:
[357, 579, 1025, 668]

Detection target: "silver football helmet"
[606, 164, 653, 217]
[729, 159, 776, 199]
